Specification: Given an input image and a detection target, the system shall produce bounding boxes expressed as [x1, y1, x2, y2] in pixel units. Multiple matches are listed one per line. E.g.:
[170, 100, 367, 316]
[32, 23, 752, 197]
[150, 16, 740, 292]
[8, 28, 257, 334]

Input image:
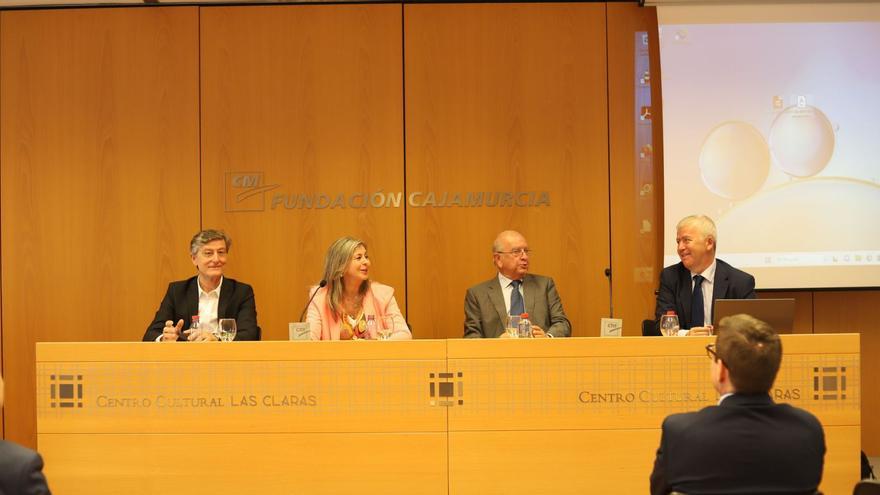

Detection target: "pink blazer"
[306, 282, 412, 340]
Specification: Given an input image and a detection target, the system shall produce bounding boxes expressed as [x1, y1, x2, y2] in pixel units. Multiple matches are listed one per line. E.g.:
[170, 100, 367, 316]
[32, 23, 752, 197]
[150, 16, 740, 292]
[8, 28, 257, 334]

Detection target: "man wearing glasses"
[649, 314, 825, 495]
[463, 230, 571, 338]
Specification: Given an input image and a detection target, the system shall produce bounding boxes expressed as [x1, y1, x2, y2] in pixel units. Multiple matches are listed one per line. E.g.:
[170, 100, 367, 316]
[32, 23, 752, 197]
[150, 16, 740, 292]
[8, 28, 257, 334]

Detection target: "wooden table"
[36, 335, 859, 494]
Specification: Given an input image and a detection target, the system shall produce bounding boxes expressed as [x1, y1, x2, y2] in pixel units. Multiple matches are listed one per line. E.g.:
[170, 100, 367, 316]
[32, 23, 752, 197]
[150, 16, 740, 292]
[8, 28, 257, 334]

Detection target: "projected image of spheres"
[699, 121, 770, 200]
[769, 105, 835, 177]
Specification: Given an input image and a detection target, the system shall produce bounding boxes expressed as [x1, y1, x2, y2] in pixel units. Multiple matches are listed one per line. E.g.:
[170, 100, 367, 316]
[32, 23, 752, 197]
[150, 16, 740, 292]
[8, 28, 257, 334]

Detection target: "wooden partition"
[0, 7, 200, 446]
[814, 291, 880, 454]
[37, 335, 860, 494]
[608, 3, 664, 334]
[37, 341, 448, 494]
[199, 4, 406, 341]
[404, 3, 611, 340]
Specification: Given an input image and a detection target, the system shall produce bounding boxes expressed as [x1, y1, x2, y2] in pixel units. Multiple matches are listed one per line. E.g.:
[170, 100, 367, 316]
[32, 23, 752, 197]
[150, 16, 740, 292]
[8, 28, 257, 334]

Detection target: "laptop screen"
[712, 298, 796, 334]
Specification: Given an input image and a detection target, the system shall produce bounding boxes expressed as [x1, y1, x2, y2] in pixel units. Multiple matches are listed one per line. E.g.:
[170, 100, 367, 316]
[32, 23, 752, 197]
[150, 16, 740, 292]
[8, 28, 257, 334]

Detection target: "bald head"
[493, 230, 530, 279]
[493, 231, 526, 252]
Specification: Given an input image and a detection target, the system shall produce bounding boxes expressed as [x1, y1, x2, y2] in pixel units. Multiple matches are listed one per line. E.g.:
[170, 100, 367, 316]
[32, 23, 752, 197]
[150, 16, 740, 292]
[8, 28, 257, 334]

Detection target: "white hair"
[677, 215, 717, 245]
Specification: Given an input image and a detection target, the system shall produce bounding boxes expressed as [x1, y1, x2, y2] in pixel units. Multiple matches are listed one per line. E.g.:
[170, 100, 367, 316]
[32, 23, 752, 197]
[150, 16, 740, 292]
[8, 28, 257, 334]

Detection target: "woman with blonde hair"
[306, 237, 411, 340]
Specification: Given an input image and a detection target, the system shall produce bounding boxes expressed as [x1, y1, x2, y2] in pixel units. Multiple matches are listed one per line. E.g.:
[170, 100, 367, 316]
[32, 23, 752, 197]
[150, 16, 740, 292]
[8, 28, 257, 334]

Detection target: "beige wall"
[1, 3, 877, 457]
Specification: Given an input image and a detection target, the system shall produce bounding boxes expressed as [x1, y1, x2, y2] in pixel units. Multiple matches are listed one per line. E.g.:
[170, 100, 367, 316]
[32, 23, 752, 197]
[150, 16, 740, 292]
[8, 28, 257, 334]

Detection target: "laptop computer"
[712, 298, 796, 334]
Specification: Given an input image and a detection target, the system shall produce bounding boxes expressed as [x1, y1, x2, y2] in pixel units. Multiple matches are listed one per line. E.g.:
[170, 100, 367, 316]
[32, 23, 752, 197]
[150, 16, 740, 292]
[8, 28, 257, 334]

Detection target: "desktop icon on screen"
[773, 96, 784, 110]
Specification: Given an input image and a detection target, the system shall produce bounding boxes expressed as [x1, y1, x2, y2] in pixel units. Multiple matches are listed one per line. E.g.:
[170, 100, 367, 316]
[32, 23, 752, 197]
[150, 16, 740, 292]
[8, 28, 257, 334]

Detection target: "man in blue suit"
[653, 214, 755, 335]
[0, 375, 51, 494]
[649, 314, 825, 495]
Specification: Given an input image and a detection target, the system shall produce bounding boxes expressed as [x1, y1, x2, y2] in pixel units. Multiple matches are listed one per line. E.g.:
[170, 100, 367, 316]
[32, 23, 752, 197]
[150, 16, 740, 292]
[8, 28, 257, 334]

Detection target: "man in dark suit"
[464, 230, 570, 338]
[653, 214, 755, 334]
[0, 375, 51, 494]
[649, 314, 825, 495]
[143, 229, 259, 342]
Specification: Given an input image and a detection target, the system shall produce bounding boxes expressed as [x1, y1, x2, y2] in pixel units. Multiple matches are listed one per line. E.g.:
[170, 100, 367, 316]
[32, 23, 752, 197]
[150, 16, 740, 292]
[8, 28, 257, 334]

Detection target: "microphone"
[298, 280, 327, 322]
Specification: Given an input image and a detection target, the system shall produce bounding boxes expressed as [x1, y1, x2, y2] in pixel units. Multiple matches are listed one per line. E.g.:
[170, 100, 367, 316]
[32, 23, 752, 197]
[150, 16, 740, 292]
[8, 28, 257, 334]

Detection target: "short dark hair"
[715, 314, 782, 394]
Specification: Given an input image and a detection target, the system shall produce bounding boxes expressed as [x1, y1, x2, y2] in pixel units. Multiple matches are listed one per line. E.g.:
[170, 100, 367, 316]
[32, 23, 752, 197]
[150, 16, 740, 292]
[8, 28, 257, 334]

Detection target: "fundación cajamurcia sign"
[224, 172, 551, 212]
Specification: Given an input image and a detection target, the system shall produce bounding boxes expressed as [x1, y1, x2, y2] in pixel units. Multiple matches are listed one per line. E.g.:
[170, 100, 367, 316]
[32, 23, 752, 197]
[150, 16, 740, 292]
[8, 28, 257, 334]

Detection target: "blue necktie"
[510, 280, 524, 316]
[691, 275, 705, 328]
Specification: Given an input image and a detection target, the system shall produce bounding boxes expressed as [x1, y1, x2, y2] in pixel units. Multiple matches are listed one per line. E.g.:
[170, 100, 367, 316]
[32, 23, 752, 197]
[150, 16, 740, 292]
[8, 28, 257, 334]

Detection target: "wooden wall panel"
[404, 3, 610, 339]
[813, 290, 880, 454]
[200, 5, 405, 340]
[608, 3, 662, 335]
[1, 7, 200, 447]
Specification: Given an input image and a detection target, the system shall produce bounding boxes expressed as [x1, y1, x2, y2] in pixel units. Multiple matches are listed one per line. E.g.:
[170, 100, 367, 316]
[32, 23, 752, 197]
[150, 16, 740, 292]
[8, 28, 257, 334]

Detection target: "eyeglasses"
[705, 343, 731, 370]
[705, 343, 718, 361]
[496, 248, 532, 258]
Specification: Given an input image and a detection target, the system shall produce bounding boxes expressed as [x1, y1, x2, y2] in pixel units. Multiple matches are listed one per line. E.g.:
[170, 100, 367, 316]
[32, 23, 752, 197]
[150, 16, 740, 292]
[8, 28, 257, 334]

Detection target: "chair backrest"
[642, 318, 657, 336]
[855, 480, 880, 495]
[669, 490, 823, 495]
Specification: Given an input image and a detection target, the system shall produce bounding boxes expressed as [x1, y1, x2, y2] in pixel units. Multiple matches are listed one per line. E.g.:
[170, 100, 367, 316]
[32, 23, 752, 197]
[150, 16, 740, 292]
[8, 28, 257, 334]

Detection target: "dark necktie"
[691, 275, 705, 328]
[510, 280, 525, 316]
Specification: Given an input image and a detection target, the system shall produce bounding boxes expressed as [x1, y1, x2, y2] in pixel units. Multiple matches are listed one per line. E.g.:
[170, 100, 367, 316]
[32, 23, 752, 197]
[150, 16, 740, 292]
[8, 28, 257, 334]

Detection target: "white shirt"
[155, 276, 224, 342]
[496, 273, 553, 337]
[690, 260, 716, 327]
[497, 273, 524, 316]
[718, 392, 734, 405]
[197, 276, 223, 333]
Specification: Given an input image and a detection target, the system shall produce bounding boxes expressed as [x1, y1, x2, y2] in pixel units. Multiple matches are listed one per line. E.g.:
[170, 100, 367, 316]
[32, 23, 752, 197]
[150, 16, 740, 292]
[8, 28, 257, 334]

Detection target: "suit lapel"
[678, 264, 693, 328]
[218, 278, 233, 318]
[523, 275, 536, 316]
[713, 261, 730, 301]
[487, 279, 508, 336]
[184, 277, 200, 325]
[711, 262, 730, 324]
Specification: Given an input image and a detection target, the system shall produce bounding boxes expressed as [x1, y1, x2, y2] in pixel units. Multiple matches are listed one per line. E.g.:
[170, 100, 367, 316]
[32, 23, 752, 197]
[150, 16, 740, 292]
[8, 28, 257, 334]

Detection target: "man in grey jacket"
[464, 230, 571, 338]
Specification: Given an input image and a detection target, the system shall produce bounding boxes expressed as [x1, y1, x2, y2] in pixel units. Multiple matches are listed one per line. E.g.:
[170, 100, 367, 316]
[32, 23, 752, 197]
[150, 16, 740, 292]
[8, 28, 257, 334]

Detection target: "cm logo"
[224, 172, 281, 212]
[232, 174, 262, 188]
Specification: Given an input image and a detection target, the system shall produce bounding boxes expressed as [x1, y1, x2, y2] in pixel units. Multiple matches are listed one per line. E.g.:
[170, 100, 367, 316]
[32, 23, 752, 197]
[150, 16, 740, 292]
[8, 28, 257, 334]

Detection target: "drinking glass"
[659, 314, 680, 337]
[218, 318, 237, 342]
[378, 315, 396, 341]
[506, 314, 521, 338]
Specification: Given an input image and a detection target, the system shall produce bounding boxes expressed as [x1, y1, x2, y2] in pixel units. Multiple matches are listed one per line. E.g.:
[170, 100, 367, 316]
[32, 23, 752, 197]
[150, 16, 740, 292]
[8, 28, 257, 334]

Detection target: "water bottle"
[659, 311, 680, 337]
[365, 314, 376, 340]
[189, 315, 201, 339]
[518, 312, 532, 338]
